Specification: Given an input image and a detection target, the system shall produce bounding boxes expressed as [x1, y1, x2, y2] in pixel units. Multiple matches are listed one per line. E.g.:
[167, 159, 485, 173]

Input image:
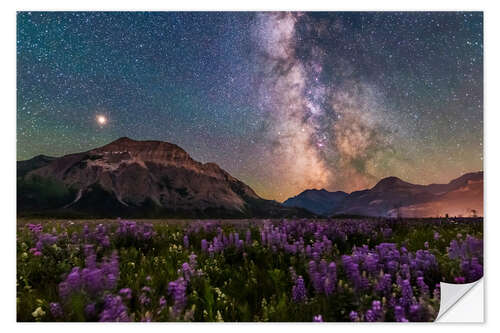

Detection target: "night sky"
[17, 12, 483, 201]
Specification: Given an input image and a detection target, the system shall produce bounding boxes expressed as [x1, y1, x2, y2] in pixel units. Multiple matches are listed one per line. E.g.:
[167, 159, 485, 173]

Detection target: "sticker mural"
[16, 11, 483, 322]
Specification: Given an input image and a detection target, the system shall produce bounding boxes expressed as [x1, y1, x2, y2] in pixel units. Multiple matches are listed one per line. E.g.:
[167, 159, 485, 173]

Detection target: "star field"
[17, 12, 483, 201]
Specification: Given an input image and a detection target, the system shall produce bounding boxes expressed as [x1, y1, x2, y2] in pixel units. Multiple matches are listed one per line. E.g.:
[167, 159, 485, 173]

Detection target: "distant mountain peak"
[33, 154, 55, 160]
[300, 188, 346, 195]
[17, 154, 56, 177]
[372, 176, 412, 190]
[112, 136, 135, 143]
[89, 138, 197, 173]
[283, 172, 483, 217]
[283, 188, 348, 215]
[108, 136, 174, 147]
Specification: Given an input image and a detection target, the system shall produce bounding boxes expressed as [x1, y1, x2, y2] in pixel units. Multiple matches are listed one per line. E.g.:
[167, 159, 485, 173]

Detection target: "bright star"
[96, 115, 107, 126]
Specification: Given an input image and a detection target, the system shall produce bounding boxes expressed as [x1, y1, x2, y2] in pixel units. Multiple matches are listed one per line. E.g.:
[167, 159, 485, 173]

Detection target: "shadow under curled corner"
[435, 278, 484, 322]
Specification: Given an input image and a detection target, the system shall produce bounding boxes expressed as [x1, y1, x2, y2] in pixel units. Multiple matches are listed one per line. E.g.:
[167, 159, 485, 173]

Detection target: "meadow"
[16, 218, 483, 322]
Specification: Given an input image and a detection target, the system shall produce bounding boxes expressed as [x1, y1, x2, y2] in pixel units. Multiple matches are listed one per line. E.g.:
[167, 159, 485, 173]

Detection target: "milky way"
[17, 12, 483, 201]
[254, 13, 404, 197]
[249, 12, 482, 200]
[254, 13, 332, 197]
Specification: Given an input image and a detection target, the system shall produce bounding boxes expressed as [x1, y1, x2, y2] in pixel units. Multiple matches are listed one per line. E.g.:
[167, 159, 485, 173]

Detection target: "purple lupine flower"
[208, 244, 215, 257]
[400, 264, 410, 280]
[363, 253, 379, 275]
[168, 277, 187, 316]
[448, 239, 463, 260]
[99, 295, 130, 322]
[408, 303, 427, 322]
[319, 259, 328, 276]
[183, 235, 189, 248]
[313, 314, 323, 322]
[50, 302, 63, 318]
[58, 282, 70, 300]
[29, 248, 42, 256]
[454, 276, 466, 284]
[308, 260, 324, 293]
[100, 235, 110, 247]
[181, 262, 193, 281]
[349, 311, 359, 322]
[394, 305, 408, 322]
[115, 220, 156, 243]
[201, 239, 208, 252]
[370, 300, 383, 321]
[159, 296, 167, 307]
[85, 302, 96, 317]
[70, 232, 79, 243]
[376, 273, 392, 296]
[119, 288, 132, 300]
[342, 255, 363, 291]
[364, 309, 376, 322]
[324, 262, 337, 295]
[460, 257, 483, 282]
[66, 267, 81, 290]
[292, 276, 306, 303]
[84, 245, 95, 263]
[416, 276, 429, 296]
[447, 235, 483, 282]
[411, 250, 438, 274]
[139, 293, 151, 306]
[35, 233, 58, 250]
[59, 251, 120, 300]
[27, 223, 43, 234]
[189, 253, 197, 267]
[81, 268, 103, 295]
[83, 224, 90, 238]
[465, 235, 483, 258]
[399, 279, 414, 309]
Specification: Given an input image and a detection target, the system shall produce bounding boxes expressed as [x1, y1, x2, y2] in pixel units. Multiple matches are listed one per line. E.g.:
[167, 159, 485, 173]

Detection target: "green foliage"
[16, 218, 482, 322]
[17, 175, 76, 210]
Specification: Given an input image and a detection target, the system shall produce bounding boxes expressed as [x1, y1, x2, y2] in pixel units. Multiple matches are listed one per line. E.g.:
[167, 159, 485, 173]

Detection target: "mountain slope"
[283, 172, 483, 218]
[18, 137, 310, 218]
[394, 175, 483, 217]
[283, 189, 348, 215]
[17, 155, 56, 178]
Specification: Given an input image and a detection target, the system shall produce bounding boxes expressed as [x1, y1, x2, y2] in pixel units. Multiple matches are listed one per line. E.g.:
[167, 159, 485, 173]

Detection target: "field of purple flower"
[17, 218, 483, 322]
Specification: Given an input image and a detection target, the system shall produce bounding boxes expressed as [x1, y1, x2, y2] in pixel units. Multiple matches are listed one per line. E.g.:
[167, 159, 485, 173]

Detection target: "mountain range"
[283, 172, 483, 217]
[17, 137, 483, 218]
[17, 137, 309, 218]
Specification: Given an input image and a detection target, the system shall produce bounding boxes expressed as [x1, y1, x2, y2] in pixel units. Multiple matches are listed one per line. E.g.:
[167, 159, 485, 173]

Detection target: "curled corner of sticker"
[436, 278, 484, 322]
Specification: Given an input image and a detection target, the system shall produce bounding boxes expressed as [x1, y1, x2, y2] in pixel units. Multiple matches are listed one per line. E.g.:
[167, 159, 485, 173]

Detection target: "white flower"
[32, 307, 46, 318]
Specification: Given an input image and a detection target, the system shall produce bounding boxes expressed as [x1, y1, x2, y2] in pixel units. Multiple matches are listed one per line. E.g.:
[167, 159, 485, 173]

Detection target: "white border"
[2, 0, 499, 331]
